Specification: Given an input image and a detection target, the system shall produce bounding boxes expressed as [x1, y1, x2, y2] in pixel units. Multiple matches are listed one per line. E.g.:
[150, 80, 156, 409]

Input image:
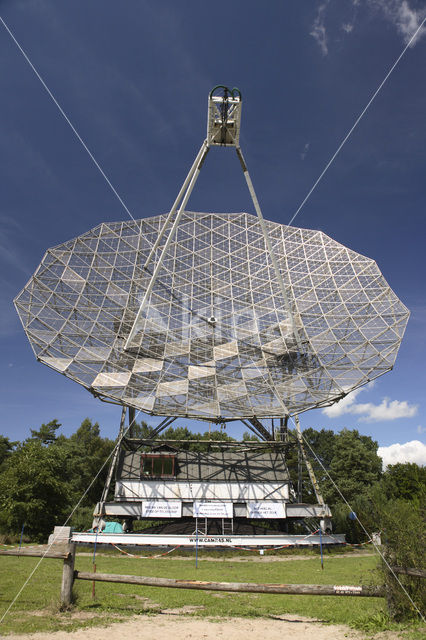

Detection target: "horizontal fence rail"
[391, 566, 426, 579]
[74, 570, 385, 597]
[0, 546, 72, 559]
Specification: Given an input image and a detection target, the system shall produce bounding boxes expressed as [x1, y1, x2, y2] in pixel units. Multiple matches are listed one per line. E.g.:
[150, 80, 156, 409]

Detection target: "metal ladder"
[194, 517, 208, 536]
[222, 518, 234, 536]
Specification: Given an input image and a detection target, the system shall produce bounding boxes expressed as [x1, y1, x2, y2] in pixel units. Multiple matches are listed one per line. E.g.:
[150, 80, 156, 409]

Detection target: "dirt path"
[7, 614, 403, 640]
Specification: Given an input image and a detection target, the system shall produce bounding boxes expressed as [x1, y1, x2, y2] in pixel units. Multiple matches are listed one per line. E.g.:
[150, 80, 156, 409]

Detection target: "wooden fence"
[0, 544, 75, 606]
[5, 543, 424, 608]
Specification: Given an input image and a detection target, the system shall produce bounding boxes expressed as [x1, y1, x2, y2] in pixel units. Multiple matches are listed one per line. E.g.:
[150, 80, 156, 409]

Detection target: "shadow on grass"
[268, 615, 329, 624]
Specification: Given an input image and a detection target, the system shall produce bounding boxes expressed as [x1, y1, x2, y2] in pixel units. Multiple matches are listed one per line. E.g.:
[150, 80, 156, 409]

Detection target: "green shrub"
[379, 499, 425, 621]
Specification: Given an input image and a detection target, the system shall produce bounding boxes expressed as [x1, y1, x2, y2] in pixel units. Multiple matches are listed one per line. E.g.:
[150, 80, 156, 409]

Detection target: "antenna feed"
[207, 85, 242, 147]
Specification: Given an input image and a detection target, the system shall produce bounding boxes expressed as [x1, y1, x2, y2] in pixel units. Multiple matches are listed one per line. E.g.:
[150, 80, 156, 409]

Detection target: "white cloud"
[323, 386, 418, 422]
[417, 425, 426, 434]
[351, 398, 418, 422]
[310, 1, 425, 54]
[310, 2, 330, 56]
[371, 0, 426, 46]
[378, 440, 426, 468]
[323, 387, 364, 417]
[300, 142, 310, 160]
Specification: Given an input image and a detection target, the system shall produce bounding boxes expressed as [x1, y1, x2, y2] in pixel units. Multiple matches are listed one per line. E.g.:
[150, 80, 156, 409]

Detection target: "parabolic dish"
[15, 211, 409, 420]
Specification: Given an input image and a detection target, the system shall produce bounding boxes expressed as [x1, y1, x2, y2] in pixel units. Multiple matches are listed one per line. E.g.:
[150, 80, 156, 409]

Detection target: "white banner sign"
[193, 501, 233, 518]
[247, 501, 286, 519]
[142, 501, 182, 518]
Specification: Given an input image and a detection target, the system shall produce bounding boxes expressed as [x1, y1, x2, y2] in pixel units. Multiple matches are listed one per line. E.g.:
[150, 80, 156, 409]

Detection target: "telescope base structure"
[93, 430, 334, 540]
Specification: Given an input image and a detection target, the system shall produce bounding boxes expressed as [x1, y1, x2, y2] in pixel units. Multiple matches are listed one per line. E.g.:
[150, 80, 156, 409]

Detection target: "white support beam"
[142, 140, 209, 271]
[294, 414, 325, 506]
[124, 141, 210, 350]
[236, 146, 304, 354]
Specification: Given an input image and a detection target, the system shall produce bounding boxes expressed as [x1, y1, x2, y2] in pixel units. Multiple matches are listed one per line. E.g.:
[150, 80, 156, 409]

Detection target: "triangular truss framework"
[15, 209, 409, 420]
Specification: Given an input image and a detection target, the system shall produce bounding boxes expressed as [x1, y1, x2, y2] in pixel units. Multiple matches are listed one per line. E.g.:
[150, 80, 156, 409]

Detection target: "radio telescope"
[15, 87, 409, 430]
[14, 86, 410, 542]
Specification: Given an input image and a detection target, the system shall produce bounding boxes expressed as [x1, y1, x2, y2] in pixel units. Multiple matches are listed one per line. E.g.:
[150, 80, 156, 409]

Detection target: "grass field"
[0, 549, 423, 637]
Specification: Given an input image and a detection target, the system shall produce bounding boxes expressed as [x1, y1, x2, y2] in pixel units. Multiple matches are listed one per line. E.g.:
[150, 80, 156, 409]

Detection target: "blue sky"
[0, 1, 425, 466]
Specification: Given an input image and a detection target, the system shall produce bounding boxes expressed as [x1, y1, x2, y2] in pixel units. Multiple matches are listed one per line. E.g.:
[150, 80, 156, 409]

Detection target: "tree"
[380, 462, 426, 504]
[0, 435, 17, 467]
[69, 417, 100, 449]
[65, 418, 114, 506]
[29, 419, 61, 445]
[282, 427, 383, 541]
[0, 418, 119, 538]
[284, 428, 337, 504]
[133, 425, 237, 451]
[300, 427, 336, 469]
[322, 428, 382, 505]
[242, 431, 259, 442]
[0, 440, 69, 541]
[379, 499, 425, 620]
[199, 429, 235, 442]
[161, 425, 194, 442]
[128, 419, 152, 438]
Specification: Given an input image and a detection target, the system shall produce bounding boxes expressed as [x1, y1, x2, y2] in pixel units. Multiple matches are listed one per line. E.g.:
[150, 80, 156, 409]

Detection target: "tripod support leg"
[235, 146, 303, 353]
[125, 141, 210, 350]
[93, 406, 128, 527]
[294, 414, 325, 506]
[143, 140, 210, 271]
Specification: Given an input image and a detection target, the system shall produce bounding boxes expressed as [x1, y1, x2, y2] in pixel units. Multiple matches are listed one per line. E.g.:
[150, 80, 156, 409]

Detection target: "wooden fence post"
[60, 543, 76, 608]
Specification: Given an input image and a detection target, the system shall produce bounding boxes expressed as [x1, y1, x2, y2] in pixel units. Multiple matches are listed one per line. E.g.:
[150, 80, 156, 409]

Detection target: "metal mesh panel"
[14, 211, 409, 419]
